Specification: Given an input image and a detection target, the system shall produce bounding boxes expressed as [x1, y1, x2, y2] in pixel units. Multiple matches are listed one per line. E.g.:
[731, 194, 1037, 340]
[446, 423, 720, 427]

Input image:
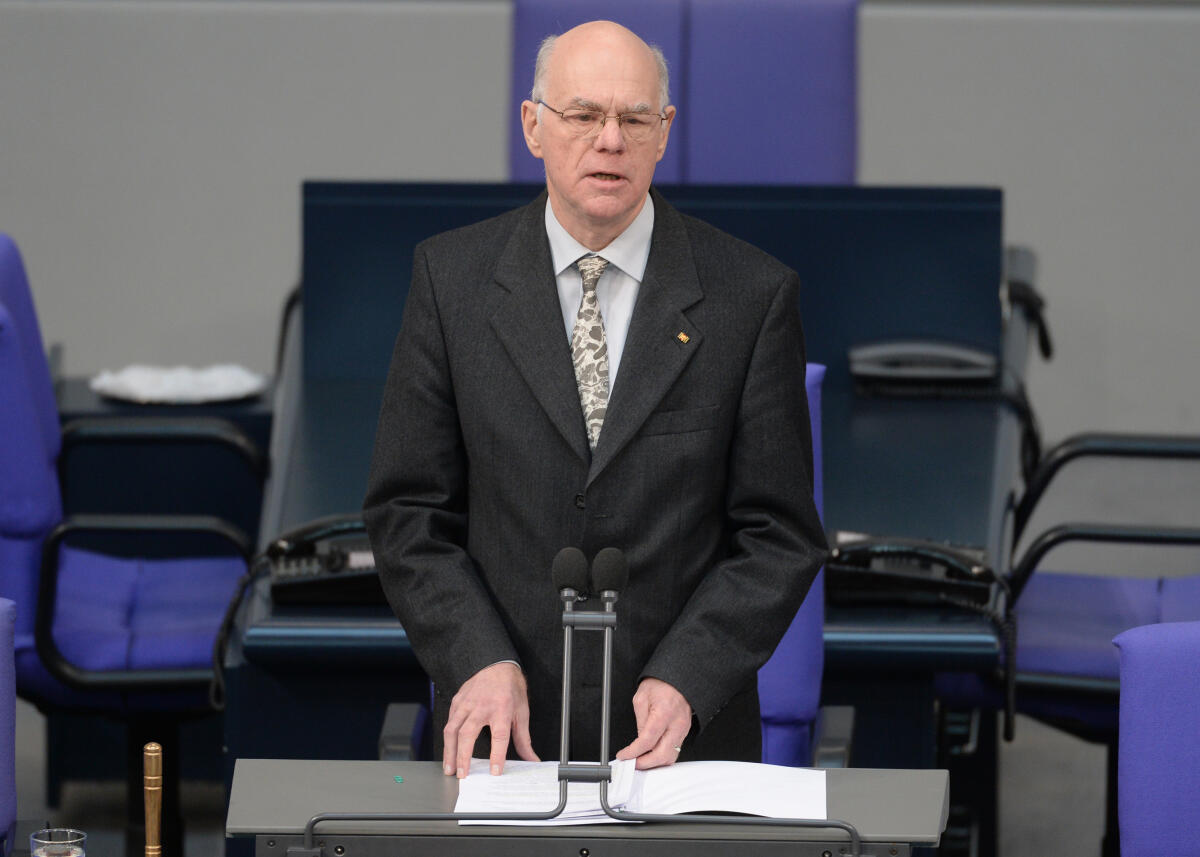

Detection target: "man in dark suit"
[363, 20, 826, 781]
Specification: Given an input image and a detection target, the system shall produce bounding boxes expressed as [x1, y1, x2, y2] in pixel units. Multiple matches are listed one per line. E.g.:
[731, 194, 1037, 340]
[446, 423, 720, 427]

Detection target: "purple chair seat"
[1016, 572, 1162, 681]
[1160, 575, 1200, 622]
[939, 569, 1200, 735]
[15, 546, 243, 712]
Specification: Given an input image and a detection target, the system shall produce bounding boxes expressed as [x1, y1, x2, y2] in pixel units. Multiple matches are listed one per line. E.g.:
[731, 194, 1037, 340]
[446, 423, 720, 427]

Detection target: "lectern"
[227, 759, 948, 857]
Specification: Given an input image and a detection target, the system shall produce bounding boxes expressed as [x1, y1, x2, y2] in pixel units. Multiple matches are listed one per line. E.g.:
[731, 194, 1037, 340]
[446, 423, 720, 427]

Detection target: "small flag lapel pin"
[676, 331, 690, 344]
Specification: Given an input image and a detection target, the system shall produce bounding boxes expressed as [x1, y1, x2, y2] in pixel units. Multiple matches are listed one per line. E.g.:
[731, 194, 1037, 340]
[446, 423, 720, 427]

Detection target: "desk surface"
[238, 573, 1000, 673]
[227, 759, 948, 846]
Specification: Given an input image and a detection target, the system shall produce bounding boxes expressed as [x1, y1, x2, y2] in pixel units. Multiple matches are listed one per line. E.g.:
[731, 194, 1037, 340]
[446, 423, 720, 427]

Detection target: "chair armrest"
[1010, 522, 1200, 599]
[378, 702, 424, 761]
[1003, 245, 1051, 361]
[811, 705, 855, 769]
[59, 415, 266, 482]
[1013, 433, 1200, 543]
[35, 513, 252, 691]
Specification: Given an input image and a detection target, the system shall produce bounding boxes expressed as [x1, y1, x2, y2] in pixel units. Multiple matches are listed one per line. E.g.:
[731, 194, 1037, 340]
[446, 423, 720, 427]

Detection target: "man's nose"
[592, 116, 626, 152]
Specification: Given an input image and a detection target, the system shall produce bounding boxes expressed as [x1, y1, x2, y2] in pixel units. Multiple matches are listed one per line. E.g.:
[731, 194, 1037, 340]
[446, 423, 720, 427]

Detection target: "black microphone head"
[591, 547, 628, 593]
[552, 547, 589, 593]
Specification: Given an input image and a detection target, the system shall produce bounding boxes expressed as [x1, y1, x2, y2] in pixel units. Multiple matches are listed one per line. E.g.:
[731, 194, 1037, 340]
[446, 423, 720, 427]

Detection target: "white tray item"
[90, 364, 266, 404]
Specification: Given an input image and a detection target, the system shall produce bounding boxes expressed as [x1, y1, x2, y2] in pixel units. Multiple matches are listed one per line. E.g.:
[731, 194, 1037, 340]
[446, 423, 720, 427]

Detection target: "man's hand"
[614, 677, 693, 770]
[443, 662, 540, 778]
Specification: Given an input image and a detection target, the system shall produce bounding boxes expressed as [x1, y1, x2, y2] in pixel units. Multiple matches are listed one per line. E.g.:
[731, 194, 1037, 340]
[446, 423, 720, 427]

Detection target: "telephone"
[266, 513, 385, 606]
[826, 530, 1017, 740]
[848, 340, 998, 384]
[826, 531, 998, 607]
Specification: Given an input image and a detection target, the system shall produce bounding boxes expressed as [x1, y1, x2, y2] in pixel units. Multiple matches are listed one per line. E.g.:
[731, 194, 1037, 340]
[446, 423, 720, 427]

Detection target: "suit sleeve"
[363, 244, 520, 694]
[640, 271, 829, 729]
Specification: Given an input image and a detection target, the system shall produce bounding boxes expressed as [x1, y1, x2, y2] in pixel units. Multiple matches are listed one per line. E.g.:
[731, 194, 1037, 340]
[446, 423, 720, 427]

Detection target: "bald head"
[531, 21, 670, 114]
[520, 19, 676, 249]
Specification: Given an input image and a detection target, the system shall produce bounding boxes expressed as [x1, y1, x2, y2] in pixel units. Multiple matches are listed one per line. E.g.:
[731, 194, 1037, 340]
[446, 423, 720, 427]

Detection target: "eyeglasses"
[538, 101, 666, 143]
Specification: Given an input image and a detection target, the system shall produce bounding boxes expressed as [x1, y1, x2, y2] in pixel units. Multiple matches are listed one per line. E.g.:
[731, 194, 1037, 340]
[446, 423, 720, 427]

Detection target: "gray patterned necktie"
[571, 254, 610, 450]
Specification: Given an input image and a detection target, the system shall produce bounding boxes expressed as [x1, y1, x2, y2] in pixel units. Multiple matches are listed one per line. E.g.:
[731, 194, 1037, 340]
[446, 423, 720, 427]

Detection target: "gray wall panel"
[0, 0, 511, 376]
[859, 3, 1200, 440]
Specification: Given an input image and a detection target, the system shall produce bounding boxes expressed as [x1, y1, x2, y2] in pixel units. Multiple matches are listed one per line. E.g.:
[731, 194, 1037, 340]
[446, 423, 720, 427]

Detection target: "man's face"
[521, 26, 675, 249]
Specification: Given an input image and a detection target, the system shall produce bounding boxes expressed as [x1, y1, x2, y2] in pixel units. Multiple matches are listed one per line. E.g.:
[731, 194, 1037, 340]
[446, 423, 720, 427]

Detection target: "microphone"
[552, 546, 589, 602]
[590, 547, 628, 603]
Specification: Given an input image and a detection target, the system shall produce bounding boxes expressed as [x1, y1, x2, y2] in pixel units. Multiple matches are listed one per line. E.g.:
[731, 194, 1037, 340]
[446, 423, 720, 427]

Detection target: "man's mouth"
[590, 172, 623, 181]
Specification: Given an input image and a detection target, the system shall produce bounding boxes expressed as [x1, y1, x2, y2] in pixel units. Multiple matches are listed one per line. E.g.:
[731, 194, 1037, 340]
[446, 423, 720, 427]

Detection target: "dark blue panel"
[658, 184, 1003, 386]
[302, 182, 1003, 391]
[302, 183, 543, 383]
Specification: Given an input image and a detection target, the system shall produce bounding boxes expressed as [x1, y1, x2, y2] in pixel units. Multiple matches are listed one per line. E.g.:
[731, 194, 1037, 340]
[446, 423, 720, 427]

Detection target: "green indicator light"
[393, 776, 404, 783]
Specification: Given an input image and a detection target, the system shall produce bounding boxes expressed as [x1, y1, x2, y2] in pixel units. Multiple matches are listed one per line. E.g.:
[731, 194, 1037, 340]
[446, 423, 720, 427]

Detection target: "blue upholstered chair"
[1113, 620, 1200, 857]
[758, 363, 831, 766]
[0, 598, 16, 857]
[0, 233, 260, 855]
[509, 0, 858, 185]
[1006, 435, 1200, 854]
[937, 433, 1200, 855]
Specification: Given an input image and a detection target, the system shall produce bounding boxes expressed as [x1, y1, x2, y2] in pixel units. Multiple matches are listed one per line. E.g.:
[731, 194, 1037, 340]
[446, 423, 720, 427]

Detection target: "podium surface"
[227, 759, 948, 856]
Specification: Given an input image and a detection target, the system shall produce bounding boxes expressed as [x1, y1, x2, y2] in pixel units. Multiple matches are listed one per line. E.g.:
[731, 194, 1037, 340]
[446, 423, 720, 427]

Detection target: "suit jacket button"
[574, 494, 586, 510]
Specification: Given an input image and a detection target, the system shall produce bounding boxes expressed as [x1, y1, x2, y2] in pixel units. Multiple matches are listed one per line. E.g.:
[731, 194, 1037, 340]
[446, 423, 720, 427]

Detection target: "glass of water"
[30, 829, 87, 857]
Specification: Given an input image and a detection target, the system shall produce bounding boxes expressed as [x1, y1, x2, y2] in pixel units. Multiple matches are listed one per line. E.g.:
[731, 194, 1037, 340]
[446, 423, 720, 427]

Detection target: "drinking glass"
[30, 828, 87, 857]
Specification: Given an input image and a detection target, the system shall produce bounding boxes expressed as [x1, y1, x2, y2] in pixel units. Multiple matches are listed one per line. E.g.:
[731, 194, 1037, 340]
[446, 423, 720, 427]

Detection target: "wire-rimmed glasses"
[538, 101, 667, 143]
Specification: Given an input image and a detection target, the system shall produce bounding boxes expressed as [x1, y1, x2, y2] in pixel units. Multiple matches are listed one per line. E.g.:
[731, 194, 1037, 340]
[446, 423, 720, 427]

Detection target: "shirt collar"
[544, 194, 655, 282]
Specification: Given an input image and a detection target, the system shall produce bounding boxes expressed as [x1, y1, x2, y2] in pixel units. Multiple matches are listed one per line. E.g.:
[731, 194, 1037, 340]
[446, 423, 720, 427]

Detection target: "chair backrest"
[684, 0, 857, 184]
[1114, 620, 1200, 857]
[757, 363, 825, 766]
[0, 598, 15, 851]
[0, 293, 63, 646]
[0, 235, 59, 460]
[508, 0, 858, 184]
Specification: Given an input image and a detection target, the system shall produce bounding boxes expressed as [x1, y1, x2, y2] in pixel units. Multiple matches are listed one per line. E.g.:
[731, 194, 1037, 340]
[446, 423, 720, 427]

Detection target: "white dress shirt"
[544, 195, 654, 393]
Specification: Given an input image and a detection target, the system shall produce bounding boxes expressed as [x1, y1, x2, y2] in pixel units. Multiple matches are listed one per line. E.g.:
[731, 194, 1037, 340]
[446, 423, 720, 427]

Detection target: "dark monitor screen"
[301, 182, 1003, 386]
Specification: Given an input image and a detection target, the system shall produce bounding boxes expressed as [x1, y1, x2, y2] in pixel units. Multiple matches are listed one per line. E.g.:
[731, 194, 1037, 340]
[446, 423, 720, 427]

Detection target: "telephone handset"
[848, 340, 998, 383]
[266, 513, 384, 606]
[826, 532, 998, 607]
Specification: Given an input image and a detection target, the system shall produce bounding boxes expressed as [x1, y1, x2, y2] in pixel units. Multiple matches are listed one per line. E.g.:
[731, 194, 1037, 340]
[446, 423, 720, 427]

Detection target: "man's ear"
[521, 100, 544, 160]
[655, 106, 676, 164]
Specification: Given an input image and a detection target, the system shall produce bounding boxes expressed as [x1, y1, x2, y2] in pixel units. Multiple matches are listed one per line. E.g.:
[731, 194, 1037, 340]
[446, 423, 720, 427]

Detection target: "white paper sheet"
[626, 761, 826, 819]
[455, 759, 636, 825]
[453, 759, 826, 826]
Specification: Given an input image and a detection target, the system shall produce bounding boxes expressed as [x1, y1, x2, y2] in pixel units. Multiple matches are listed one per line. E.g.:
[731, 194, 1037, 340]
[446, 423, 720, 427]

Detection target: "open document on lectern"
[455, 759, 827, 825]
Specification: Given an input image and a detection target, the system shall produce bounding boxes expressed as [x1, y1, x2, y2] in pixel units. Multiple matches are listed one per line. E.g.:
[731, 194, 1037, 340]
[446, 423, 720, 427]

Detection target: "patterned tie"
[571, 254, 610, 450]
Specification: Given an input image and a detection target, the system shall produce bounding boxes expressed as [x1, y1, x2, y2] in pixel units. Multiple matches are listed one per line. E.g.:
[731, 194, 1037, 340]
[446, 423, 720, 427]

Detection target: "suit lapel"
[488, 194, 590, 464]
[587, 192, 705, 486]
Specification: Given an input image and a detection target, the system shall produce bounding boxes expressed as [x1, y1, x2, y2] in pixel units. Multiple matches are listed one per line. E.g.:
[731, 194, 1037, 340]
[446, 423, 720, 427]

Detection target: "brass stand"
[143, 742, 162, 857]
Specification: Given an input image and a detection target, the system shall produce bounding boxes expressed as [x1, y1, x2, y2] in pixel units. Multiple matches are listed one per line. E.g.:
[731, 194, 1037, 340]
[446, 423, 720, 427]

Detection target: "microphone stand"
[556, 582, 618, 786]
